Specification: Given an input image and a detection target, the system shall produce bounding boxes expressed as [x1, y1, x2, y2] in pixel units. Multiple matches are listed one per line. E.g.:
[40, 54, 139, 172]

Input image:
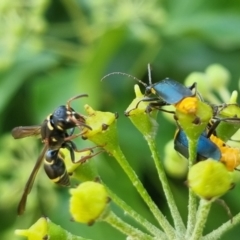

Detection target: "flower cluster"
[14, 64, 240, 240]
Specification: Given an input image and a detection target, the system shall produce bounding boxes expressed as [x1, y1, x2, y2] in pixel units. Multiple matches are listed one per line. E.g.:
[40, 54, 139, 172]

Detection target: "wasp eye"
[58, 119, 66, 127]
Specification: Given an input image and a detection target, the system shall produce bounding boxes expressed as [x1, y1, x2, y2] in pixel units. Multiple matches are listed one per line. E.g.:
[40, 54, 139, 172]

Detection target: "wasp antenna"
[147, 63, 153, 85]
[66, 94, 88, 109]
[101, 72, 148, 87]
[71, 117, 92, 130]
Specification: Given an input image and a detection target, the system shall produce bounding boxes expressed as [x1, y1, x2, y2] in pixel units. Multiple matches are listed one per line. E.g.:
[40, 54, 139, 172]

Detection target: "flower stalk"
[146, 136, 186, 237]
[203, 212, 240, 240]
[102, 211, 154, 240]
[186, 138, 198, 238]
[110, 145, 175, 238]
[190, 200, 212, 240]
[126, 85, 185, 236]
[105, 186, 167, 239]
[14, 65, 240, 240]
[81, 103, 175, 238]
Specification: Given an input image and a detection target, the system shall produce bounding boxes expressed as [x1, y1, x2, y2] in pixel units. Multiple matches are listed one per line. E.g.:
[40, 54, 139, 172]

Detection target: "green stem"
[190, 199, 211, 240]
[186, 189, 198, 238]
[203, 212, 240, 240]
[186, 138, 198, 238]
[188, 138, 198, 172]
[103, 211, 154, 240]
[105, 186, 167, 239]
[112, 146, 176, 239]
[146, 136, 185, 237]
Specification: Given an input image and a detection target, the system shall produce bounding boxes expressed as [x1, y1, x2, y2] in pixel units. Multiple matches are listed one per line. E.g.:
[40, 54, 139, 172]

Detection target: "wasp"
[12, 94, 95, 215]
[44, 149, 70, 186]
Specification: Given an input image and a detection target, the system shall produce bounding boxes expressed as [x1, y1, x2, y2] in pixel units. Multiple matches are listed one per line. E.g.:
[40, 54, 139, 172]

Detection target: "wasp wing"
[17, 144, 48, 215]
[11, 126, 41, 139]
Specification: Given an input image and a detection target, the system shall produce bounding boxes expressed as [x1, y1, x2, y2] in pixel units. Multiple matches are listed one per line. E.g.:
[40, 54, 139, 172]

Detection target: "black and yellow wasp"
[12, 94, 96, 215]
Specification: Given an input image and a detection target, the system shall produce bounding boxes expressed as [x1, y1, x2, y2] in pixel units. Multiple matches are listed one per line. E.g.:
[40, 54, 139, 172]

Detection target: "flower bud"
[69, 181, 109, 225]
[184, 72, 209, 98]
[205, 64, 231, 102]
[15, 217, 89, 240]
[188, 159, 234, 200]
[184, 67, 231, 104]
[15, 217, 47, 240]
[125, 84, 158, 139]
[176, 100, 213, 141]
[205, 64, 230, 90]
[82, 105, 119, 154]
[163, 140, 188, 178]
[60, 148, 99, 182]
[229, 90, 238, 104]
[214, 102, 240, 141]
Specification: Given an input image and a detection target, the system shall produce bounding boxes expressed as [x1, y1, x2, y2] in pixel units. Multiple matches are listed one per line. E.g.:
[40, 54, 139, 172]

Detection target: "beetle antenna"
[101, 72, 148, 87]
[66, 94, 88, 109]
[216, 198, 233, 223]
[147, 63, 153, 85]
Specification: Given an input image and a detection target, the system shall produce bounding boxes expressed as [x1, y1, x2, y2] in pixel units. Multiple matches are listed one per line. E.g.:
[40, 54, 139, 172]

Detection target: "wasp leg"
[74, 149, 105, 164]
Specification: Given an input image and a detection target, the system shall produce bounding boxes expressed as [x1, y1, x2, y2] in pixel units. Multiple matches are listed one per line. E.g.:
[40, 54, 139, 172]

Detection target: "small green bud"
[15, 217, 48, 240]
[205, 64, 230, 90]
[205, 64, 231, 102]
[15, 217, 90, 240]
[218, 104, 240, 118]
[125, 84, 158, 139]
[176, 100, 213, 140]
[188, 159, 234, 200]
[228, 130, 240, 148]
[184, 72, 209, 97]
[229, 90, 238, 104]
[215, 102, 240, 141]
[164, 140, 188, 178]
[184, 65, 232, 104]
[60, 148, 99, 182]
[82, 105, 119, 154]
[69, 181, 110, 225]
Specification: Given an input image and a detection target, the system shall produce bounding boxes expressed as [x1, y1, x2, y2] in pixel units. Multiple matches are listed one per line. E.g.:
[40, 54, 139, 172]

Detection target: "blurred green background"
[1, 0, 240, 239]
